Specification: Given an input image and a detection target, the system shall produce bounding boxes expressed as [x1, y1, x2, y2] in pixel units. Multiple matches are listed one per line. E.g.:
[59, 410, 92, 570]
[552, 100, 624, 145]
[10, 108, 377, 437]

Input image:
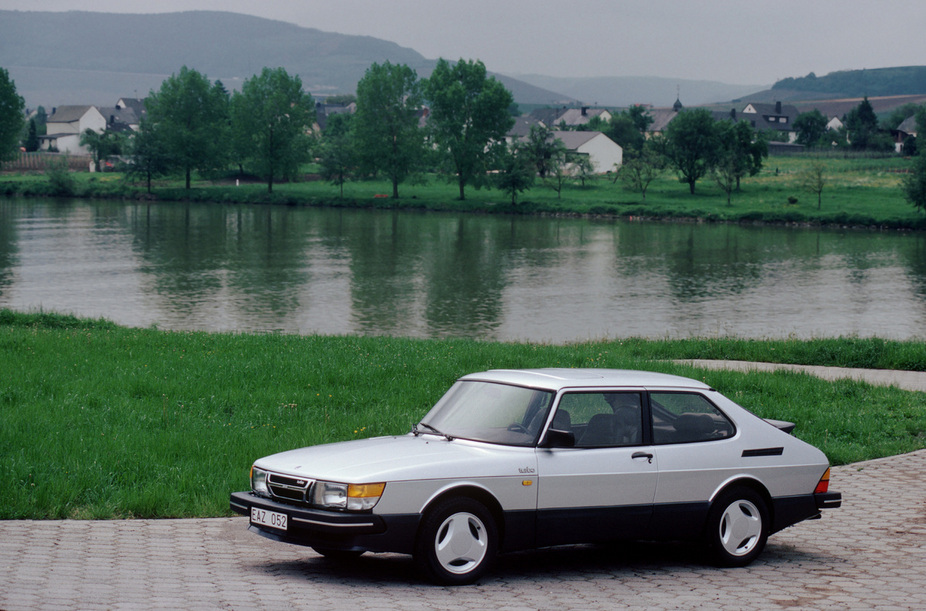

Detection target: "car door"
[535, 389, 657, 547]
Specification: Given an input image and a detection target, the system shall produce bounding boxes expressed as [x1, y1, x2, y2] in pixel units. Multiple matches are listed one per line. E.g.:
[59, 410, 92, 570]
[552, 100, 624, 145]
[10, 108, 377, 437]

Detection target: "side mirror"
[541, 428, 575, 448]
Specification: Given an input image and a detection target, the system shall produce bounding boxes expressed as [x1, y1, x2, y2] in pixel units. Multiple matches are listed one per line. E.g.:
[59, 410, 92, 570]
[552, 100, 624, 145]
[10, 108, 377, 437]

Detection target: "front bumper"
[229, 491, 419, 554]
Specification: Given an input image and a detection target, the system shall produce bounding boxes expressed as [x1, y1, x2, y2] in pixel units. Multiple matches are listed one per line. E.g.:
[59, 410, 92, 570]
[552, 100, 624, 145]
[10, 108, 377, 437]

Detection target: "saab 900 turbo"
[230, 369, 841, 585]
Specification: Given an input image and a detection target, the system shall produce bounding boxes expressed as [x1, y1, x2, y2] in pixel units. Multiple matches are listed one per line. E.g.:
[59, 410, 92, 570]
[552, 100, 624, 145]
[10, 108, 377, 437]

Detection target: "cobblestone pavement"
[1, 449, 924, 610]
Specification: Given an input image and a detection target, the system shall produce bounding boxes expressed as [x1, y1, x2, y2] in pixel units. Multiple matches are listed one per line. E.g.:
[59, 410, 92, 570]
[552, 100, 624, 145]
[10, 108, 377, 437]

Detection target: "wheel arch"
[710, 477, 774, 529]
[416, 485, 506, 546]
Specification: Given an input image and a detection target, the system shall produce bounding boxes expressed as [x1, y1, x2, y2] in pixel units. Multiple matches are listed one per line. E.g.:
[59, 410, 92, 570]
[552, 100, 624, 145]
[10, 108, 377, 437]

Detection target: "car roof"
[458, 368, 712, 392]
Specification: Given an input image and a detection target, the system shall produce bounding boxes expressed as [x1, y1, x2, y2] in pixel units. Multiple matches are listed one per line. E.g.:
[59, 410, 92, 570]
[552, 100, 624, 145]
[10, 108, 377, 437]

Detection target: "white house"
[552, 130, 623, 173]
[826, 116, 844, 132]
[40, 105, 106, 154]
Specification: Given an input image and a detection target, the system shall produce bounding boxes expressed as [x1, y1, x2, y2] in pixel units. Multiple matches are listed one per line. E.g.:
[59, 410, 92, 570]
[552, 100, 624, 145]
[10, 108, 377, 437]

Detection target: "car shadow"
[250, 540, 833, 587]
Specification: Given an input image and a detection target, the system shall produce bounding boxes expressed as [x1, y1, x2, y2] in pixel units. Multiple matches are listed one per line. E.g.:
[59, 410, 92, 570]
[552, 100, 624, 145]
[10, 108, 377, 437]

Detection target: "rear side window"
[650, 392, 735, 444]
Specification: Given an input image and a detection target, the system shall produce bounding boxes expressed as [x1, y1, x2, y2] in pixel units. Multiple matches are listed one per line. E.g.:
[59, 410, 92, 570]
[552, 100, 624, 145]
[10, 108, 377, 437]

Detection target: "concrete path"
[677, 359, 926, 392]
[2, 362, 924, 610]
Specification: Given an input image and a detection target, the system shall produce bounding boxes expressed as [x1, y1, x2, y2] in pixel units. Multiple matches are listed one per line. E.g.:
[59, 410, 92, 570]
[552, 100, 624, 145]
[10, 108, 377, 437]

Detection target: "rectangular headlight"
[313, 481, 348, 509]
[313, 481, 385, 511]
[251, 466, 269, 497]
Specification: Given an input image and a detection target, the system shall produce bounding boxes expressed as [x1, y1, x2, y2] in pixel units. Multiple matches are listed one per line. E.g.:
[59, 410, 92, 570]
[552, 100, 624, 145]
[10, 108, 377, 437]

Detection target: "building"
[40, 105, 106, 154]
[552, 130, 623, 173]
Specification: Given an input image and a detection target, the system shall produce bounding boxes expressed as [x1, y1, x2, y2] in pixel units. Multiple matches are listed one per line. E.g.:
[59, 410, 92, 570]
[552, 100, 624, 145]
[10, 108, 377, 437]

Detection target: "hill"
[510, 74, 766, 108]
[771, 66, 926, 99]
[0, 10, 571, 108]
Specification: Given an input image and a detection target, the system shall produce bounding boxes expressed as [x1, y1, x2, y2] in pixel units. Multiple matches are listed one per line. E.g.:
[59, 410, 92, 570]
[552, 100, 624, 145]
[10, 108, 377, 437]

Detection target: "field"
[2, 154, 923, 229]
[2, 310, 924, 519]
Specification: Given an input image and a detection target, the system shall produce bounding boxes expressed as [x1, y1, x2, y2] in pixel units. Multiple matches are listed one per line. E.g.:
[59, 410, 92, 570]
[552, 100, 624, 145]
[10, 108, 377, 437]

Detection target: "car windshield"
[418, 380, 555, 446]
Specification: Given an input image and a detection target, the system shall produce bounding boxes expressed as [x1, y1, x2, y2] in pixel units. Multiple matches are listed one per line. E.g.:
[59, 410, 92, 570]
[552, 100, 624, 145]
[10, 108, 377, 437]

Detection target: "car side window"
[556, 392, 642, 447]
[650, 392, 735, 444]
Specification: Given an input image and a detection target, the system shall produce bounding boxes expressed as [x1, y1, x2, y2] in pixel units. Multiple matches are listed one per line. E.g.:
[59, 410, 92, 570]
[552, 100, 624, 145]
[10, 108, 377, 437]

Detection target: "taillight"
[814, 467, 831, 494]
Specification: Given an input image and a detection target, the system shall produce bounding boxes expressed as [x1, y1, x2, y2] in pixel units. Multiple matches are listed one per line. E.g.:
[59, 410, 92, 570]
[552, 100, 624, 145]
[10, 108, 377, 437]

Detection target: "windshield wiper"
[413, 422, 454, 441]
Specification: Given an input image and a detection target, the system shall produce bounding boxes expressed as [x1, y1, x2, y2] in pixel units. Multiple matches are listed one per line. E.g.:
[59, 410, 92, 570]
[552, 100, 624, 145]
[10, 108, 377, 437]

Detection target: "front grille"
[267, 473, 314, 505]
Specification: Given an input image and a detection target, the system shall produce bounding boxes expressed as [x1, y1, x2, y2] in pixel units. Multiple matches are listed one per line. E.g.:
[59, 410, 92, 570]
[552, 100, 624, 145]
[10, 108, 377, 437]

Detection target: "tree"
[0, 67, 25, 162]
[902, 154, 926, 213]
[627, 104, 654, 134]
[572, 153, 595, 187]
[604, 112, 645, 155]
[799, 161, 827, 209]
[543, 147, 571, 198]
[145, 66, 229, 189]
[714, 120, 768, 193]
[619, 145, 664, 200]
[664, 108, 719, 194]
[793, 109, 829, 147]
[24, 119, 39, 152]
[846, 97, 892, 152]
[494, 141, 535, 205]
[522, 124, 566, 178]
[127, 116, 172, 193]
[230, 67, 315, 193]
[711, 151, 738, 205]
[882, 103, 925, 131]
[351, 61, 424, 199]
[423, 58, 515, 200]
[318, 113, 355, 198]
[80, 128, 124, 172]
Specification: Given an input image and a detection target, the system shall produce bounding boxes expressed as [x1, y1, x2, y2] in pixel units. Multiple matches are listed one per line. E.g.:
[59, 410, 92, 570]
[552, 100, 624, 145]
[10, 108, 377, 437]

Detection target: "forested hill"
[772, 66, 926, 98]
[0, 10, 429, 88]
[0, 10, 570, 107]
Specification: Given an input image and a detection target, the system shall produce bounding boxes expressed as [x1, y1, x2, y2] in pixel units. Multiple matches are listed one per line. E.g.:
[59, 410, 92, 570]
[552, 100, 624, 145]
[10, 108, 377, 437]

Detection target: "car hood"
[253, 434, 534, 483]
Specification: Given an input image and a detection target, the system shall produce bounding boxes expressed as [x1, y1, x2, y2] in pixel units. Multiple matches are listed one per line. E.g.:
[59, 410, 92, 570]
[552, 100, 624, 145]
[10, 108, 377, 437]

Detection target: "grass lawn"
[2, 311, 924, 519]
[2, 154, 923, 229]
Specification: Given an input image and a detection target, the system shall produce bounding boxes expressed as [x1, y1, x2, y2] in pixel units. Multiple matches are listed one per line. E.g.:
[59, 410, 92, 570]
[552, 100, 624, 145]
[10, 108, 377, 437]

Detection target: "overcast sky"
[10, 0, 926, 86]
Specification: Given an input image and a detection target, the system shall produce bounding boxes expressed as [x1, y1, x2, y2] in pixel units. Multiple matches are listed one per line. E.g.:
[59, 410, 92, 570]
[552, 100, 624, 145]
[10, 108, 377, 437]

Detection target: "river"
[2, 198, 925, 342]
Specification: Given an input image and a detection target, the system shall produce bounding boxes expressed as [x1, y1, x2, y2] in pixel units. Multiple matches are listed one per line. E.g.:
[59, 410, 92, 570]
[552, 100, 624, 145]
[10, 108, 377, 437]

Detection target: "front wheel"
[706, 487, 769, 567]
[414, 497, 498, 585]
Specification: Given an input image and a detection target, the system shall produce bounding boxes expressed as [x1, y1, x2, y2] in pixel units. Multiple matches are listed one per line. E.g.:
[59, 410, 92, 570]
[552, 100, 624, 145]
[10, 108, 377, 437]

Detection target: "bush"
[44, 157, 76, 196]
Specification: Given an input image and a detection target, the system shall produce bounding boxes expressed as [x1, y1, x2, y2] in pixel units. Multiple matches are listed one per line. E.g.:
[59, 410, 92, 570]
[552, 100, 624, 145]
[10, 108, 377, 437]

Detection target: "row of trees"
[128, 59, 516, 199]
[8, 60, 925, 209]
[792, 97, 926, 153]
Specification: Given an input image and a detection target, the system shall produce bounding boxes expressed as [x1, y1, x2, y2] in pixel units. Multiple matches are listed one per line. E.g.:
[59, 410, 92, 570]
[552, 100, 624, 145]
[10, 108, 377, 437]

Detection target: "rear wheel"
[414, 497, 498, 585]
[706, 487, 769, 567]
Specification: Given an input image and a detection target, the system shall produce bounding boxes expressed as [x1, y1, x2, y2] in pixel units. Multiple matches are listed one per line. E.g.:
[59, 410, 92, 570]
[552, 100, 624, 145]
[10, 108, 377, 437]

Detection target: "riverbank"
[2, 310, 924, 519]
[3, 155, 924, 230]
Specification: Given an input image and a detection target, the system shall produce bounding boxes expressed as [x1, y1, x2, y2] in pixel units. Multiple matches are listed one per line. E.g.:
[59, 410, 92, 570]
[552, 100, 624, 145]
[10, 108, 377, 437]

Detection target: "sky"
[8, 0, 926, 86]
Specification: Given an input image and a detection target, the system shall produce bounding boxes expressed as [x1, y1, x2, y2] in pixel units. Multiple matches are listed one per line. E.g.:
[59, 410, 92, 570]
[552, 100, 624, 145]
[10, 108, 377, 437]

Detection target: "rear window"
[650, 392, 735, 444]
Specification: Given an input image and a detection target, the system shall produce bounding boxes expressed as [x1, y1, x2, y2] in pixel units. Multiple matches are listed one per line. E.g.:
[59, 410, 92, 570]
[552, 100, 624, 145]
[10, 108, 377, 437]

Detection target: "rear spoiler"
[764, 418, 796, 434]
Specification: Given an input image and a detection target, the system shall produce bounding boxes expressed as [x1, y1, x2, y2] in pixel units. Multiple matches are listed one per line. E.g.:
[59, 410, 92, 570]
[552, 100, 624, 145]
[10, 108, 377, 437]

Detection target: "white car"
[230, 368, 841, 584]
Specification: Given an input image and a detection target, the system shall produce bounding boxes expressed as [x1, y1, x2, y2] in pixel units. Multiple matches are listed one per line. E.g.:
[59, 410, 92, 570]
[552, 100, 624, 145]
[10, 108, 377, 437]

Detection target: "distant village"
[13, 91, 923, 176]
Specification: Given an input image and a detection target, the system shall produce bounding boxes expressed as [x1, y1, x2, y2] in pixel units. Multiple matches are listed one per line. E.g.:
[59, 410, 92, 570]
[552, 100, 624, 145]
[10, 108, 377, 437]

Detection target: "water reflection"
[1, 197, 925, 341]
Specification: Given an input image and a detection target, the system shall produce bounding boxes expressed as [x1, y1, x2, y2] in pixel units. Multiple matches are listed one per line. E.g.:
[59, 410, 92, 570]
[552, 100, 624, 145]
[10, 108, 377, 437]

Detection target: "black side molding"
[742, 447, 784, 457]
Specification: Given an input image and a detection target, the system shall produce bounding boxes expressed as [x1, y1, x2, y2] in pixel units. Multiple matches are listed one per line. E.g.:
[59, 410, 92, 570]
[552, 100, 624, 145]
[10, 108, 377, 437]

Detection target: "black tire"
[414, 496, 498, 585]
[311, 547, 365, 561]
[706, 486, 769, 567]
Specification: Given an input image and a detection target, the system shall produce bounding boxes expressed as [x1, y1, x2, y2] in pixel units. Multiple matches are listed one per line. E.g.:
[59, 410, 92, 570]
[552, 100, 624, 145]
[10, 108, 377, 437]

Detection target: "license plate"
[251, 507, 287, 531]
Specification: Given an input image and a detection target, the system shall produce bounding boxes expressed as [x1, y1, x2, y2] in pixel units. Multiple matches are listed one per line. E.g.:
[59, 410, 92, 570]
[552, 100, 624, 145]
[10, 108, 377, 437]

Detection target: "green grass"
[2, 154, 923, 229]
[1, 310, 924, 519]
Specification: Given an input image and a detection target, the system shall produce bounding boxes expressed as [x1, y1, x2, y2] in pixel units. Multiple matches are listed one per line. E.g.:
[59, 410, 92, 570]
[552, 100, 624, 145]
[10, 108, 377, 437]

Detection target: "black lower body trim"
[230, 491, 420, 554]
